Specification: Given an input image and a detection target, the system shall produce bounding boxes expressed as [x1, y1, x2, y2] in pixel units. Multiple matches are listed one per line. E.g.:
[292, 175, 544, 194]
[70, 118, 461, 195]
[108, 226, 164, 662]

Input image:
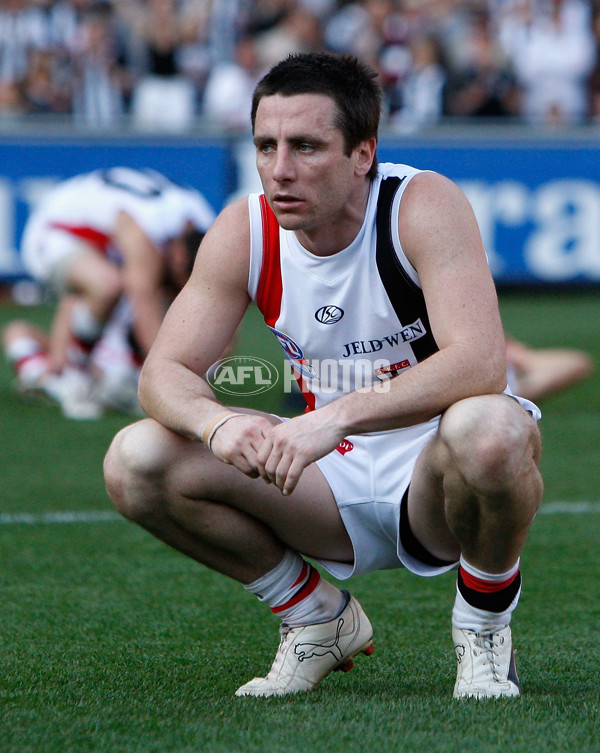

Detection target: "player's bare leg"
[408, 394, 543, 698]
[103, 416, 374, 696]
[2, 316, 102, 420]
[2, 319, 50, 390]
[506, 337, 593, 402]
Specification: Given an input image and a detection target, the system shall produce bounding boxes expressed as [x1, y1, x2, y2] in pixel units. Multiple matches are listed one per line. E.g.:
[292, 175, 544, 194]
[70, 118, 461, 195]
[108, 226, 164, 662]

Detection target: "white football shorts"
[310, 417, 458, 580]
[278, 390, 540, 581]
[21, 220, 91, 289]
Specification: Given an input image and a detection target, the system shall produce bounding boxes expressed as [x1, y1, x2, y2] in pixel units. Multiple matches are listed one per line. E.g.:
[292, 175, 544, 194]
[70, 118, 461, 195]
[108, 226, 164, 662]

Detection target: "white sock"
[243, 549, 345, 628]
[5, 337, 49, 386]
[452, 557, 521, 631]
[70, 301, 104, 345]
[5, 336, 41, 363]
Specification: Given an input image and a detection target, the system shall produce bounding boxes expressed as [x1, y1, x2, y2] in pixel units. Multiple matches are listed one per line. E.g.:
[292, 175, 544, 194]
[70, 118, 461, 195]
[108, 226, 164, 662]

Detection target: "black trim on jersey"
[375, 176, 439, 363]
[399, 488, 455, 568]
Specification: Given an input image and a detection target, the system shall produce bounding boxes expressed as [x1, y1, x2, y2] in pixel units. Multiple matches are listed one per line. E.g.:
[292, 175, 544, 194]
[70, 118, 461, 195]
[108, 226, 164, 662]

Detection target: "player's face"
[254, 93, 372, 254]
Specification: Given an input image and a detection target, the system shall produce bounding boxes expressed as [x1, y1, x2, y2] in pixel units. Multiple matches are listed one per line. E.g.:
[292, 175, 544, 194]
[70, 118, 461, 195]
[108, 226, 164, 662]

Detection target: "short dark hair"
[251, 53, 382, 180]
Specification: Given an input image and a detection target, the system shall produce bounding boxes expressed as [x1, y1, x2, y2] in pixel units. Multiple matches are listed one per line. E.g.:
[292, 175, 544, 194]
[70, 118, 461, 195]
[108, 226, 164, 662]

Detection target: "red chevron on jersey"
[256, 196, 316, 412]
[256, 195, 283, 328]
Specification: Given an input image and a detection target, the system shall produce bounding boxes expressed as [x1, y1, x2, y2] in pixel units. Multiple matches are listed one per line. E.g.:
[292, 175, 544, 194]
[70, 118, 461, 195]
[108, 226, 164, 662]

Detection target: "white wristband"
[203, 412, 246, 453]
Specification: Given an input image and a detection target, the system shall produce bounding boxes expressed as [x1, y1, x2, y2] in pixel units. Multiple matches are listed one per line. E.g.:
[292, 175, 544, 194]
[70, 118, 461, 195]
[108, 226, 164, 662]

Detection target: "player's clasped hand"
[208, 411, 344, 496]
[208, 414, 273, 478]
[255, 412, 345, 496]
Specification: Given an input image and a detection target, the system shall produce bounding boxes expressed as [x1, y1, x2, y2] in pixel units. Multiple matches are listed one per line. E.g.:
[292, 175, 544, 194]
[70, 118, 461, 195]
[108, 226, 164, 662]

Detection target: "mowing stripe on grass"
[0, 502, 599, 526]
[539, 501, 600, 514]
[0, 510, 121, 525]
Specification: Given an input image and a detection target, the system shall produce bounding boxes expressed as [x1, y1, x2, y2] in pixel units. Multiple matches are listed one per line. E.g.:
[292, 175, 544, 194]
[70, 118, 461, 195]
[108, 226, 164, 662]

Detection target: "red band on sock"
[291, 562, 309, 590]
[459, 565, 520, 594]
[271, 566, 321, 614]
[16, 352, 47, 371]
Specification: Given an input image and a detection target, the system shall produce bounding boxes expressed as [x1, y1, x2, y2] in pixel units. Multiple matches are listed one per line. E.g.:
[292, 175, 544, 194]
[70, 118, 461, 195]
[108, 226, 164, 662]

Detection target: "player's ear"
[354, 138, 377, 177]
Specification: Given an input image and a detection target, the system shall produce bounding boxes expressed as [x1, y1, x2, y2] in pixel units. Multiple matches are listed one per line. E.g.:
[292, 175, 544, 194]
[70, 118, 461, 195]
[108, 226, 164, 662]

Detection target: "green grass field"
[1, 290, 599, 753]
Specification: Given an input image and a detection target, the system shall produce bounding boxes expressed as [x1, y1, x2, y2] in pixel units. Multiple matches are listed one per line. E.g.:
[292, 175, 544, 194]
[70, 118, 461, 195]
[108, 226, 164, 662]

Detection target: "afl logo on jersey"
[270, 327, 304, 360]
[315, 305, 344, 325]
[268, 326, 319, 380]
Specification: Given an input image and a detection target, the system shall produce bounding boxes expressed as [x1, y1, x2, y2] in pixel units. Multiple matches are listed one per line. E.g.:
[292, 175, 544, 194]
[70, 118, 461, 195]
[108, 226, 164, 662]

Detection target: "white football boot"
[42, 367, 103, 420]
[14, 362, 102, 420]
[453, 624, 521, 699]
[235, 593, 374, 697]
[95, 366, 143, 415]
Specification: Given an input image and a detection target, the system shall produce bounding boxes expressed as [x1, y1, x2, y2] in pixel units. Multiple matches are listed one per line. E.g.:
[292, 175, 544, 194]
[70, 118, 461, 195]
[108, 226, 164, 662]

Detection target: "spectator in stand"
[202, 33, 265, 132]
[253, 3, 324, 68]
[127, 0, 203, 132]
[40, 0, 88, 58]
[325, 0, 413, 118]
[0, 79, 26, 117]
[0, 0, 48, 115]
[498, 0, 596, 125]
[325, 0, 396, 68]
[3, 0, 600, 129]
[21, 48, 71, 114]
[244, 0, 295, 37]
[207, 0, 243, 63]
[391, 31, 447, 132]
[443, 4, 518, 120]
[586, 0, 600, 121]
[26, 0, 88, 117]
[70, 1, 131, 128]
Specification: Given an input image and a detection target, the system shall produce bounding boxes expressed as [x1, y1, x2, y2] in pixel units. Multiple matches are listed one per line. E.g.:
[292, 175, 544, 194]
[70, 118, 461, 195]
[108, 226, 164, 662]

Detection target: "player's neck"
[296, 181, 371, 257]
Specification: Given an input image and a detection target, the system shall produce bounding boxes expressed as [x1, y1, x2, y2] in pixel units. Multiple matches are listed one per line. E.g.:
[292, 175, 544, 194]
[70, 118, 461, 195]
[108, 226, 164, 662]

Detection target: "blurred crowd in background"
[1, 0, 600, 134]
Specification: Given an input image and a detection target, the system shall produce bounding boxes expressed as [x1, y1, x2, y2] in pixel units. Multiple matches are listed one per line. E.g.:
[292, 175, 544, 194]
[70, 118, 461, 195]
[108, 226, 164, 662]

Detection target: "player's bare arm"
[114, 211, 169, 357]
[137, 199, 274, 473]
[331, 171, 505, 426]
[257, 172, 507, 494]
[47, 295, 79, 372]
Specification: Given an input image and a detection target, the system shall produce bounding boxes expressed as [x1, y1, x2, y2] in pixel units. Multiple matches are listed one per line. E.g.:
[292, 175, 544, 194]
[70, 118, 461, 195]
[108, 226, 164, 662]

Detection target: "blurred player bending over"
[104, 53, 544, 699]
[3, 167, 214, 418]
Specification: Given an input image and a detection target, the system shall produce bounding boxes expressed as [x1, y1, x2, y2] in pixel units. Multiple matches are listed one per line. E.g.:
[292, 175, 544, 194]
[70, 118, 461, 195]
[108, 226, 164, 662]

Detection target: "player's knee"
[103, 419, 167, 521]
[440, 395, 539, 488]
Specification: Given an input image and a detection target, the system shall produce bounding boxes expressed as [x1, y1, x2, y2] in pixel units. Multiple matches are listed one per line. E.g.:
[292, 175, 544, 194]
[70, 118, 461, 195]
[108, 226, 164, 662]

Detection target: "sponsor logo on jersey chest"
[341, 318, 427, 358]
[315, 305, 344, 324]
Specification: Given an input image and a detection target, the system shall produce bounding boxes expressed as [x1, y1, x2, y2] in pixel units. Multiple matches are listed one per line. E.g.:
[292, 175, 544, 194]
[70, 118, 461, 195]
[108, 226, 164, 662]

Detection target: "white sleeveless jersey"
[248, 163, 437, 413]
[248, 162, 541, 423]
